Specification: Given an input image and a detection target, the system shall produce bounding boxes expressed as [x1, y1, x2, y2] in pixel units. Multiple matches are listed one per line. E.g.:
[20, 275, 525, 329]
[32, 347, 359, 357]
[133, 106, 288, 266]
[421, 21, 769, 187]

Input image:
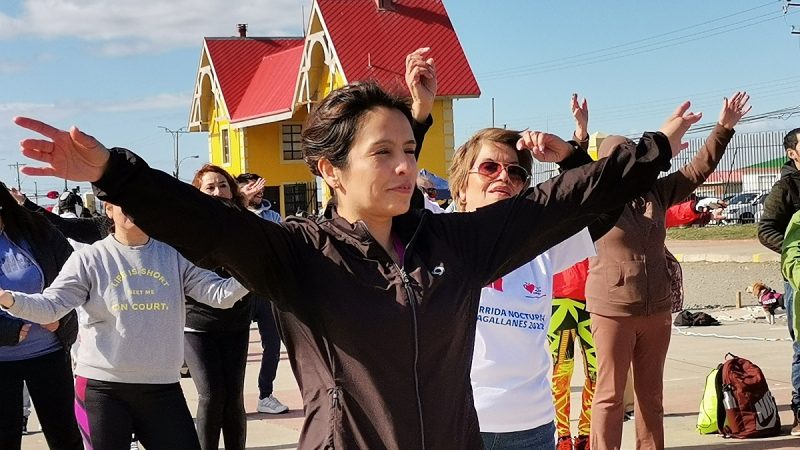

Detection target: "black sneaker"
[21, 416, 28, 435]
[623, 410, 635, 422]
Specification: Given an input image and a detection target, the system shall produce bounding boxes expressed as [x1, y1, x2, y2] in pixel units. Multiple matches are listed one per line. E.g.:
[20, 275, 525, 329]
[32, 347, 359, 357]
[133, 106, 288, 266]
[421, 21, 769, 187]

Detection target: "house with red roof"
[187, 0, 479, 216]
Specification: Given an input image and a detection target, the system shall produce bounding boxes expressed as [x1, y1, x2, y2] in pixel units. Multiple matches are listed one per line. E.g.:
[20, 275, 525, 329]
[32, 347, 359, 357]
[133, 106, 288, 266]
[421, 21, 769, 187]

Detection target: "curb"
[671, 253, 780, 263]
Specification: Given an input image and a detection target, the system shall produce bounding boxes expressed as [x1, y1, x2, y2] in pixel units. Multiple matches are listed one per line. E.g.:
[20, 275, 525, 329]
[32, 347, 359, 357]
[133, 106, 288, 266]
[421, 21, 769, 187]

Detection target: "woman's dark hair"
[302, 80, 414, 179]
[0, 182, 64, 252]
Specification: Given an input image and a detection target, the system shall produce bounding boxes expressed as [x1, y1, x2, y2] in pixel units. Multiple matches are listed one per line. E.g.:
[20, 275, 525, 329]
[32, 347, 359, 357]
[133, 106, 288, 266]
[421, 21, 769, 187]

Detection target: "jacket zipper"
[327, 385, 342, 449]
[395, 264, 425, 450]
[393, 213, 427, 450]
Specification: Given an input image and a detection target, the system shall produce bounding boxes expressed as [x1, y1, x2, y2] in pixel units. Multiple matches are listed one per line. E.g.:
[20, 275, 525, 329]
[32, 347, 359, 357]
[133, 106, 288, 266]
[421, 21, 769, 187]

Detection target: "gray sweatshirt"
[5, 235, 248, 383]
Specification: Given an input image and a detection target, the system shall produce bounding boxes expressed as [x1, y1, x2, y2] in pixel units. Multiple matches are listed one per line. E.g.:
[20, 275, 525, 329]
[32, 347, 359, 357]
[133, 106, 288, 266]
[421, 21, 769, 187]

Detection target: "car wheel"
[739, 212, 755, 224]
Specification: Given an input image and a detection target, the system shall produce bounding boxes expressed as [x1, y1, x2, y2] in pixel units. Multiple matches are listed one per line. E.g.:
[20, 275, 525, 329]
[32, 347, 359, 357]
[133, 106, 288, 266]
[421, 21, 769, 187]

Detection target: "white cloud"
[0, 0, 305, 55]
[95, 93, 190, 112]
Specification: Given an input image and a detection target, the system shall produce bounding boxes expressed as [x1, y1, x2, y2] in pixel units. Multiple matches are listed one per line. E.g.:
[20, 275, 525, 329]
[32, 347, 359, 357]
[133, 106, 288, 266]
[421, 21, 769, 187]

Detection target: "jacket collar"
[319, 203, 428, 261]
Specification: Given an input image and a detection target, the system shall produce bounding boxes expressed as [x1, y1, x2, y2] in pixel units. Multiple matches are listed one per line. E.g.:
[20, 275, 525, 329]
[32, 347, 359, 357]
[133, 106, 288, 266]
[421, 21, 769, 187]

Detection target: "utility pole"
[491, 97, 495, 128]
[158, 126, 190, 178]
[8, 162, 25, 190]
[787, 1, 800, 34]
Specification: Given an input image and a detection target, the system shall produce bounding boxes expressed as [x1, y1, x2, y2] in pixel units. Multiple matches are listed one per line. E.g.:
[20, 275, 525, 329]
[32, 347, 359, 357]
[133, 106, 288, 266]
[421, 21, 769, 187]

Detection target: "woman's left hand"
[517, 130, 573, 163]
[718, 91, 751, 130]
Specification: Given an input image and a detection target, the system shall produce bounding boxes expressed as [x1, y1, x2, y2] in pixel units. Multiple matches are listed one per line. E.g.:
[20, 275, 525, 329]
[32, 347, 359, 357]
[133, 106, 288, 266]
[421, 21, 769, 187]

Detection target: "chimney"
[375, 0, 395, 11]
[237, 23, 247, 38]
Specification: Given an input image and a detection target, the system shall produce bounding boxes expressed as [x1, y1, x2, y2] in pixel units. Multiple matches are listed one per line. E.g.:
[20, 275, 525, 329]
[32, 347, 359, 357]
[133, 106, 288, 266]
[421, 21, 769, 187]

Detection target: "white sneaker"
[257, 394, 289, 414]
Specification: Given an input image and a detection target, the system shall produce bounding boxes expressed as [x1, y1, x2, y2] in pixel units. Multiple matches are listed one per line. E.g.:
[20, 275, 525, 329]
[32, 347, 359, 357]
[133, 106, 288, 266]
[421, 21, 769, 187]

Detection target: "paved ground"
[666, 239, 779, 263]
[19, 242, 800, 449]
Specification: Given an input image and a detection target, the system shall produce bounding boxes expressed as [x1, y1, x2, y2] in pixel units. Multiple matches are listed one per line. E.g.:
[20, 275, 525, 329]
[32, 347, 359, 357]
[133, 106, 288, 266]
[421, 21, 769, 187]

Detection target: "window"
[283, 183, 308, 216]
[221, 129, 230, 165]
[282, 124, 303, 161]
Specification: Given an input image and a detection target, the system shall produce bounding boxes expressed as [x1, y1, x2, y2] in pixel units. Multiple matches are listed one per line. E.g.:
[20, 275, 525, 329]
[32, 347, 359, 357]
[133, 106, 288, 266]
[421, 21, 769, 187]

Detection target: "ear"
[104, 203, 114, 219]
[317, 158, 340, 190]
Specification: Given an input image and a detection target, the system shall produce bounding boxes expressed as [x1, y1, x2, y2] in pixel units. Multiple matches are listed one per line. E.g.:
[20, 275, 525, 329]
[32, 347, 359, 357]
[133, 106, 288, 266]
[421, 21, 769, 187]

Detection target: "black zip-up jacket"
[759, 160, 800, 253]
[92, 130, 671, 450]
[0, 216, 77, 349]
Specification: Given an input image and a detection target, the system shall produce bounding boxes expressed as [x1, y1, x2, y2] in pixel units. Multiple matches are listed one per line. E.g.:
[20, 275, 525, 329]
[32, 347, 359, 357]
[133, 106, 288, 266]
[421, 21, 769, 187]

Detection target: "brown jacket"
[93, 131, 670, 449]
[586, 124, 735, 317]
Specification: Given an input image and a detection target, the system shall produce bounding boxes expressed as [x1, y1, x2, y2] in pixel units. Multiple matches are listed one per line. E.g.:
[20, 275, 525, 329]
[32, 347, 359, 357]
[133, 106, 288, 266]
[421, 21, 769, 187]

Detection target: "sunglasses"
[469, 160, 530, 186]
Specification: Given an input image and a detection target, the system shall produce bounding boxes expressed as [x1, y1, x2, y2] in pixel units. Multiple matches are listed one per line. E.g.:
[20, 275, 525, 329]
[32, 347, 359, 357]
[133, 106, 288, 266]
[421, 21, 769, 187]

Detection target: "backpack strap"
[715, 363, 727, 435]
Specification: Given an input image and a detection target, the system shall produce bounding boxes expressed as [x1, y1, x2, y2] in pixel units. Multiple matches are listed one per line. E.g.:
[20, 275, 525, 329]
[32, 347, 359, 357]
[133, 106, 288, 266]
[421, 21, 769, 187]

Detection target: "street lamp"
[177, 155, 200, 179]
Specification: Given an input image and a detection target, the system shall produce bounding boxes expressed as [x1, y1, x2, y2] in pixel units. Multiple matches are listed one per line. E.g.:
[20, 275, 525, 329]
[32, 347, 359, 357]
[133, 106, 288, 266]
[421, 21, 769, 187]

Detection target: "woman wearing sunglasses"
[448, 96, 607, 450]
[11, 67, 698, 449]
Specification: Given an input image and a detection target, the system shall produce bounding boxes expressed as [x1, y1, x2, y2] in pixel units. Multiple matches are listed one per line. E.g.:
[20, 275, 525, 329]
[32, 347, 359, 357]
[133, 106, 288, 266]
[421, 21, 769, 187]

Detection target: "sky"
[1, 0, 798, 198]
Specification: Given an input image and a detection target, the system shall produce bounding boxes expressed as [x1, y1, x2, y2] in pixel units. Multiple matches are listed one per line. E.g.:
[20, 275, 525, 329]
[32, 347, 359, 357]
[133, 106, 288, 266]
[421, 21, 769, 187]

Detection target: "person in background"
[237, 173, 283, 223]
[0, 201, 248, 449]
[587, 93, 750, 450]
[0, 183, 82, 450]
[547, 94, 596, 450]
[235, 172, 289, 415]
[185, 164, 253, 450]
[416, 170, 445, 213]
[759, 126, 800, 436]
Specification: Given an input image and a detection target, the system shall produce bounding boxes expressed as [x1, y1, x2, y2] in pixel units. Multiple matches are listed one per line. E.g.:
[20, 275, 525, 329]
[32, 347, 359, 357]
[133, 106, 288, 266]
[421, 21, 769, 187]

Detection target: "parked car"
[722, 192, 767, 224]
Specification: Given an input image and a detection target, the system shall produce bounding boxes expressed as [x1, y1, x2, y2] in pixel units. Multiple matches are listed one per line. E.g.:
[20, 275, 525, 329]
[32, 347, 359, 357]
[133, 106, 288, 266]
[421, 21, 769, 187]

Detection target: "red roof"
[318, 0, 480, 97]
[235, 46, 305, 121]
[205, 38, 304, 122]
[201, 0, 479, 124]
[705, 170, 742, 184]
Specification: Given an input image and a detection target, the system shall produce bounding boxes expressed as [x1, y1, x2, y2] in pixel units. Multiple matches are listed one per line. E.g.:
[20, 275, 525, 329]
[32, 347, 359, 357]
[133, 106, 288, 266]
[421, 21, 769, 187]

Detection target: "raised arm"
[0, 251, 90, 324]
[180, 257, 249, 309]
[654, 92, 750, 207]
[571, 93, 590, 152]
[12, 117, 303, 304]
[436, 100, 705, 286]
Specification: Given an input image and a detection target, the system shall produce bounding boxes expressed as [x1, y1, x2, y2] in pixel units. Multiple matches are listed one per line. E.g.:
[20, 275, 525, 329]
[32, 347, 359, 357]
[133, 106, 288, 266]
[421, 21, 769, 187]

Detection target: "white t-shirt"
[471, 229, 596, 432]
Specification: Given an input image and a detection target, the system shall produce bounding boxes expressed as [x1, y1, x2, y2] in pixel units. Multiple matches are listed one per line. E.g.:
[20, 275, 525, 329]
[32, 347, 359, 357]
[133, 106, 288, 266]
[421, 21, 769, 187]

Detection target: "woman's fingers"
[21, 166, 60, 177]
[14, 116, 61, 139]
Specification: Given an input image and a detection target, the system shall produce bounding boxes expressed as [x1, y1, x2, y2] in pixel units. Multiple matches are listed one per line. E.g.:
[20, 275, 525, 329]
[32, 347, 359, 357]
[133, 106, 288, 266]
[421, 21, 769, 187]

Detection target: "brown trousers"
[590, 311, 672, 450]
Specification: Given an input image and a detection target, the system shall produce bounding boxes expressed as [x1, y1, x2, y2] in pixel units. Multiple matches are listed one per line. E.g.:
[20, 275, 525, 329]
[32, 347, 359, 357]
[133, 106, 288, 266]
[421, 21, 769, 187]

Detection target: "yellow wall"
[207, 103, 246, 175]
[416, 99, 453, 179]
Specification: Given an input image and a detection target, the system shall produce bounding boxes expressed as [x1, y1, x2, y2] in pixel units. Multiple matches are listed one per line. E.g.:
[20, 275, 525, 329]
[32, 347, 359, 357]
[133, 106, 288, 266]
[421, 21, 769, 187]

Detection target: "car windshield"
[728, 193, 758, 205]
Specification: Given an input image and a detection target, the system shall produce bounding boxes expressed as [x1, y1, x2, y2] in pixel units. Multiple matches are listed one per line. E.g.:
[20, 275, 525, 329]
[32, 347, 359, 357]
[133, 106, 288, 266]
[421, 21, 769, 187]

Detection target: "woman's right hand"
[658, 101, 702, 157]
[13, 116, 110, 183]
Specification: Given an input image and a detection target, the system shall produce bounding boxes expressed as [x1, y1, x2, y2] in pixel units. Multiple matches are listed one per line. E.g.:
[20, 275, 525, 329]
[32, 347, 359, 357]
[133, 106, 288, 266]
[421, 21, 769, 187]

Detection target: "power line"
[479, 4, 789, 81]
[479, 1, 776, 79]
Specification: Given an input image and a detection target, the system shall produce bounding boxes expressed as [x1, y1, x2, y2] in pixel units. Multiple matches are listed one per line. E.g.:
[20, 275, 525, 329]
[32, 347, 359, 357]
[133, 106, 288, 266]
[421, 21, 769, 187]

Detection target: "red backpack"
[717, 353, 781, 438]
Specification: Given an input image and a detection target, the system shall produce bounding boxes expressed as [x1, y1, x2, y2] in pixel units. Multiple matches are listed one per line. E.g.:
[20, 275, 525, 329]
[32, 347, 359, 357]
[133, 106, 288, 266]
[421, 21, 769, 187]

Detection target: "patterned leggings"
[548, 298, 597, 438]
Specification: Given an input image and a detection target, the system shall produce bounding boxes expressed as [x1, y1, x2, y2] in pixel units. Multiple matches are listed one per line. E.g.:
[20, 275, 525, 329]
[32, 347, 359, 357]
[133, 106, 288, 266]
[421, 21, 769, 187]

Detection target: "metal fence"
[530, 129, 793, 199]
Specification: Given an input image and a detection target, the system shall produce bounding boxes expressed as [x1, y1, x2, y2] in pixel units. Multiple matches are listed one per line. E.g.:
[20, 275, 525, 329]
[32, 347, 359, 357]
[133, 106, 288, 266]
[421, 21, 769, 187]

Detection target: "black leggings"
[184, 329, 249, 450]
[74, 376, 200, 450]
[0, 349, 82, 450]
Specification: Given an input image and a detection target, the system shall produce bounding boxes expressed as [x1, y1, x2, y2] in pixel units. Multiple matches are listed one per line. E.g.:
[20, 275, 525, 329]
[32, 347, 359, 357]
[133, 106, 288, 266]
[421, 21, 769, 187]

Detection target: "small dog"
[746, 281, 786, 324]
